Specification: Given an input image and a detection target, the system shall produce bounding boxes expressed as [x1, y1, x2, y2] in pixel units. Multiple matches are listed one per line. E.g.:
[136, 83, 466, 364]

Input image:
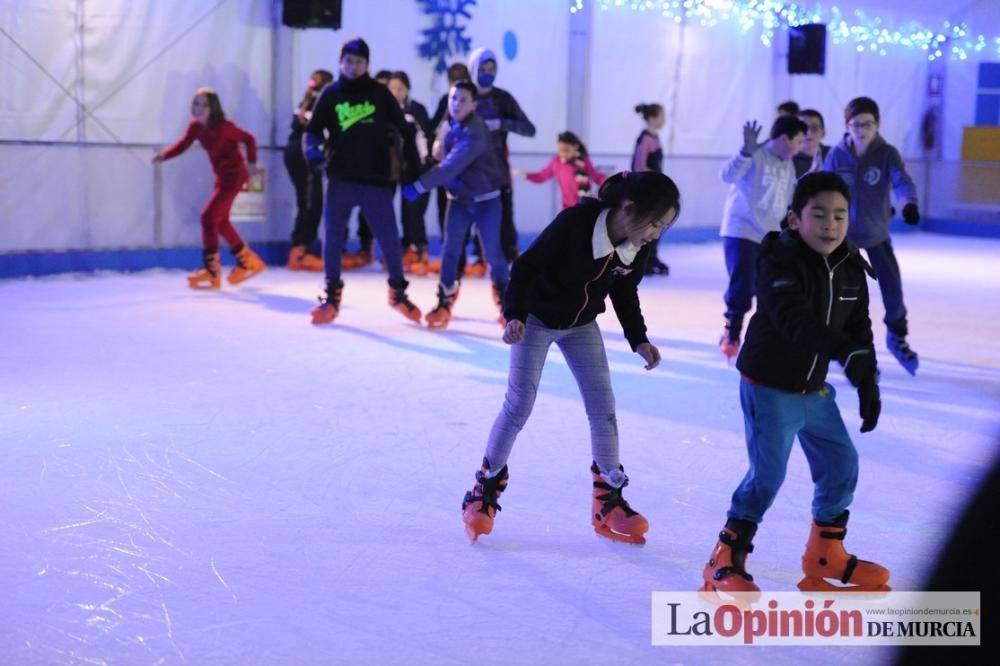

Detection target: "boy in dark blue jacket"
[402, 81, 508, 329]
[702, 172, 890, 599]
[824, 96, 920, 374]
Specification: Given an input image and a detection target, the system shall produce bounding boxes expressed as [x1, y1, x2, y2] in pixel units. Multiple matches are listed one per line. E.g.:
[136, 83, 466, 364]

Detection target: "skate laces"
[463, 467, 508, 515]
[593, 468, 639, 518]
[715, 530, 755, 581]
[390, 287, 416, 310]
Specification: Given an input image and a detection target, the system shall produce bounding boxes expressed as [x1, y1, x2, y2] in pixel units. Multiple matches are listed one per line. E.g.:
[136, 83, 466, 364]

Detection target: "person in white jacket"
[718, 115, 807, 360]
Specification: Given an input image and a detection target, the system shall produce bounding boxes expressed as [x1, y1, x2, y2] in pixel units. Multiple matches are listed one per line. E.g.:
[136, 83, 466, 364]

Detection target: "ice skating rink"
[1, 233, 997, 664]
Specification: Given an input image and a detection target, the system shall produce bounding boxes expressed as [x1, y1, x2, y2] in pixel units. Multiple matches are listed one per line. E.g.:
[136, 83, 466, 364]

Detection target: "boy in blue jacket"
[824, 96, 920, 374]
[702, 172, 890, 599]
[402, 81, 509, 329]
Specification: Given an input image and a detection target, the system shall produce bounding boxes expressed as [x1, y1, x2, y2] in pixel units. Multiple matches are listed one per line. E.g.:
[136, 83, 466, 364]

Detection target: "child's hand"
[502, 319, 525, 344]
[485, 119, 502, 131]
[636, 342, 661, 370]
[401, 183, 421, 202]
[858, 380, 881, 432]
[741, 120, 763, 156]
[902, 203, 920, 225]
[512, 169, 527, 179]
[151, 152, 164, 164]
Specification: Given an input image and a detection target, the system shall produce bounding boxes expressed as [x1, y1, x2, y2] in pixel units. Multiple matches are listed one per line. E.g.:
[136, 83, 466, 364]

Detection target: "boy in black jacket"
[459, 171, 681, 545]
[702, 172, 890, 599]
[304, 37, 421, 326]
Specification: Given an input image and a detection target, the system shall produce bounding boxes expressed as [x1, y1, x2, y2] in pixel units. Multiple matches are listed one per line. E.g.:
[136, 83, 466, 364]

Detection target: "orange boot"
[388, 282, 422, 324]
[228, 245, 266, 285]
[701, 518, 762, 602]
[188, 250, 221, 289]
[425, 282, 460, 329]
[409, 248, 430, 276]
[466, 258, 488, 278]
[426, 257, 442, 274]
[798, 511, 891, 592]
[462, 457, 509, 542]
[288, 245, 323, 271]
[401, 245, 418, 270]
[591, 462, 649, 545]
[311, 281, 344, 325]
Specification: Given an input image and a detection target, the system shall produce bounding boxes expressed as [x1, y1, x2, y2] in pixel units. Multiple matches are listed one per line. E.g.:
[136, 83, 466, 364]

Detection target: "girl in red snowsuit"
[153, 87, 265, 288]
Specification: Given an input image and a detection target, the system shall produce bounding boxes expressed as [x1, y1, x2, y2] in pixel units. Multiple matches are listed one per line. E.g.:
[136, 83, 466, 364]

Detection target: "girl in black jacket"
[461, 171, 682, 544]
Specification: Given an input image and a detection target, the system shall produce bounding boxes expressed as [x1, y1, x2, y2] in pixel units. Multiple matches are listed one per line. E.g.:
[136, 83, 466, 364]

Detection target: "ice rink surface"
[1, 233, 997, 664]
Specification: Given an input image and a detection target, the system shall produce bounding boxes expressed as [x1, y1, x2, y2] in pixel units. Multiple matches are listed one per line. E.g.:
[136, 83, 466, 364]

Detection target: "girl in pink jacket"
[517, 131, 606, 210]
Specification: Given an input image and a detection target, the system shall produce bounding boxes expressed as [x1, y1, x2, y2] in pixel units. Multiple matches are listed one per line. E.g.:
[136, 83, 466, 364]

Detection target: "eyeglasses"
[848, 120, 877, 130]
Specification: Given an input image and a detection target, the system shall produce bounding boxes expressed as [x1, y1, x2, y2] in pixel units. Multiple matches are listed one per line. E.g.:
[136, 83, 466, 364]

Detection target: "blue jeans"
[322, 178, 405, 286]
[485, 316, 619, 472]
[864, 239, 907, 336]
[441, 196, 509, 291]
[722, 237, 760, 339]
[728, 379, 859, 524]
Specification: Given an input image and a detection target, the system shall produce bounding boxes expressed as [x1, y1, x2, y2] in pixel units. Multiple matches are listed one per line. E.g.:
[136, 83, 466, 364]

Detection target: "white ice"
[1, 233, 997, 664]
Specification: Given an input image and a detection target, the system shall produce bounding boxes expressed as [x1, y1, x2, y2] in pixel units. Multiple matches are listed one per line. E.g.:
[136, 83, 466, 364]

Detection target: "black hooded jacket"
[737, 229, 878, 393]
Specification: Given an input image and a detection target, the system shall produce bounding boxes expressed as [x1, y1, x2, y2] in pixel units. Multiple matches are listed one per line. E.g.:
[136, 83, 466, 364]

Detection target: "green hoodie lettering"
[335, 100, 376, 131]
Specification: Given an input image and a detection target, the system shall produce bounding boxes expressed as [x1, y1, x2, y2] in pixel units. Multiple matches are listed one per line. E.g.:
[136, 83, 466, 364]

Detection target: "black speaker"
[788, 24, 826, 75]
[283, 0, 342, 29]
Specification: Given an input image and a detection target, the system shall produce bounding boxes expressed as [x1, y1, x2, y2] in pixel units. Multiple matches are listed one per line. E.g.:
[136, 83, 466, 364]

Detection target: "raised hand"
[741, 120, 763, 156]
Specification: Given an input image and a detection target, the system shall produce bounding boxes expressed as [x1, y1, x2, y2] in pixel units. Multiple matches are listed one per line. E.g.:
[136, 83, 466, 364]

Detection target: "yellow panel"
[961, 127, 1000, 162]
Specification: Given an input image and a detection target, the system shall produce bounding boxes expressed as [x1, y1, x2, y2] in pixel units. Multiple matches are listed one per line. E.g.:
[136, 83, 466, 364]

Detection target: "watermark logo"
[651, 592, 980, 646]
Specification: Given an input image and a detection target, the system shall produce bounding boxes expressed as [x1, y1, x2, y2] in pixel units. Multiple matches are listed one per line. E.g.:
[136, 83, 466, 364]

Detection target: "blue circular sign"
[503, 30, 518, 60]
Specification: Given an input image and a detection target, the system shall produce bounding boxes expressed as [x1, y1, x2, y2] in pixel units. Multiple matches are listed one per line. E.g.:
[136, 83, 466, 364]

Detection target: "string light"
[567, 1, 996, 61]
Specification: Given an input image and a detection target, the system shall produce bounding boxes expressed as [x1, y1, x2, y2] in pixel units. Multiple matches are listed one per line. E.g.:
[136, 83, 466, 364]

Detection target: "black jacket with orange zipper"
[503, 197, 652, 351]
[737, 229, 878, 394]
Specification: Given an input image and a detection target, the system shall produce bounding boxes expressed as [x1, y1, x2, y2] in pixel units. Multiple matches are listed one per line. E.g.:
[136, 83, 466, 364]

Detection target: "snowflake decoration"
[417, 0, 477, 74]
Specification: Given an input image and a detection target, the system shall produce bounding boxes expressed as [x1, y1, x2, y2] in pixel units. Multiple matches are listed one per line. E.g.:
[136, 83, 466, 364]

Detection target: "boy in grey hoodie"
[718, 115, 807, 360]
[824, 96, 920, 375]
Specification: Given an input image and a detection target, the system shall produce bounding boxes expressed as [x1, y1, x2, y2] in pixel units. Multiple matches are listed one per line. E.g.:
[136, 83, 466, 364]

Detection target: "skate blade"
[698, 584, 759, 610]
[594, 525, 646, 545]
[797, 576, 892, 593]
[188, 283, 221, 290]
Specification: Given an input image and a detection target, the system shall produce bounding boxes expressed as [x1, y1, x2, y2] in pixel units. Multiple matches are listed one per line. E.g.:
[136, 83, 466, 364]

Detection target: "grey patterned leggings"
[485, 315, 620, 472]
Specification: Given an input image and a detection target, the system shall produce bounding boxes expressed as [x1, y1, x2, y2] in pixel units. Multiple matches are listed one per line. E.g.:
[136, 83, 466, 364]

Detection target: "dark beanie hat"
[844, 96, 879, 123]
[340, 37, 370, 62]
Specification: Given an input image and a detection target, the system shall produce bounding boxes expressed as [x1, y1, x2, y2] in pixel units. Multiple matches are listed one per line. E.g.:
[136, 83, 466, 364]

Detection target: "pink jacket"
[526, 156, 607, 209]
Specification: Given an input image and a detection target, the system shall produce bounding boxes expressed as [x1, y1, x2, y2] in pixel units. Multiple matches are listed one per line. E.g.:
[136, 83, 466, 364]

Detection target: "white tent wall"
[0, 0, 285, 254]
[0, 1, 996, 259]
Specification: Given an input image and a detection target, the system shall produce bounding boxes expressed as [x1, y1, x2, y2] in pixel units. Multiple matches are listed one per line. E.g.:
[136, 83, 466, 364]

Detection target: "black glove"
[902, 203, 920, 225]
[858, 380, 880, 433]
